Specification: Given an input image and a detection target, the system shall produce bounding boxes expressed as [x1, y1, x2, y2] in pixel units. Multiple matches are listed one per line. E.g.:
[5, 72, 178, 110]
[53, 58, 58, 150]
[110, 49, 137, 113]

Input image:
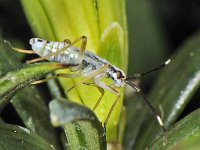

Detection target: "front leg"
[93, 74, 120, 126]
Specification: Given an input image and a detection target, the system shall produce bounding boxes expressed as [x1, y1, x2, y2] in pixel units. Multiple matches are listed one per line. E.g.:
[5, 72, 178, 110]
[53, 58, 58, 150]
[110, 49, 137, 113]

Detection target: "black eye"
[37, 39, 43, 42]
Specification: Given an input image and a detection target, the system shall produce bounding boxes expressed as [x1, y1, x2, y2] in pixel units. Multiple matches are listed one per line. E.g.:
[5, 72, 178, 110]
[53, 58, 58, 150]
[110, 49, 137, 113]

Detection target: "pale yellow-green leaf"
[20, 0, 128, 142]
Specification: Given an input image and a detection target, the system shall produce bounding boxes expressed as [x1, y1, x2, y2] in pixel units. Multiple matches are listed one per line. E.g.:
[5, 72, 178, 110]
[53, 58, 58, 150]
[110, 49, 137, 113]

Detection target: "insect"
[6, 36, 171, 131]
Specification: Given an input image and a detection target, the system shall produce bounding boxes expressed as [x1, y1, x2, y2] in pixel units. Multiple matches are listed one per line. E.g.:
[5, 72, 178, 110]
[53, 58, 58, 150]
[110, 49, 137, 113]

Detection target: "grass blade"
[49, 98, 106, 150]
[134, 32, 200, 150]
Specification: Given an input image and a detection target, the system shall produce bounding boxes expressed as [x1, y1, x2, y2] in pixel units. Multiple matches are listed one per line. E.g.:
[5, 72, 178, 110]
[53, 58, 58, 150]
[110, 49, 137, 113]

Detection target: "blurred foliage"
[126, 0, 168, 74]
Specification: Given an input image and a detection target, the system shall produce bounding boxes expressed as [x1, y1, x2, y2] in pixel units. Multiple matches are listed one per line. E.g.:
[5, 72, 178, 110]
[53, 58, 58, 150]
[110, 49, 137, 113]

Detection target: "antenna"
[125, 80, 167, 132]
[125, 58, 172, 132]
[127, 58, 172, 81]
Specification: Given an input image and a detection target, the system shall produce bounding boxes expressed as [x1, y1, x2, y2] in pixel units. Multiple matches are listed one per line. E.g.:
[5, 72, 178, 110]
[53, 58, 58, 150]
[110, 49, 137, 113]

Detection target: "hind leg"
[83, 83, 105, 111]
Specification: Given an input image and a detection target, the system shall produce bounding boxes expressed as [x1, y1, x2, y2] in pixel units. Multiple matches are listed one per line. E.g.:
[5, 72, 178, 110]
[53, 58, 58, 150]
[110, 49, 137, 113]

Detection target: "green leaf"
[20, 0, 56, 40]
[11, 88, 61, 149]
[150, 109, 200, 150]
[97, 0, 127, 34]
[60, 0, 101, 51]
[49, 99, 97, 126]
[120, 0, 167, 144]
[133, 31, 200, 149]
[98, 22, 126, 70]
[0, 62, 64, 112]
[47, 75, 65, 99]
[21, 0, 100, 51]
[49, 98, 106, 150]
[21, 0, 128, 142]
[123, 94, 147, 149]
[0, 123, 55, 150]
[0, 42, 61, 149]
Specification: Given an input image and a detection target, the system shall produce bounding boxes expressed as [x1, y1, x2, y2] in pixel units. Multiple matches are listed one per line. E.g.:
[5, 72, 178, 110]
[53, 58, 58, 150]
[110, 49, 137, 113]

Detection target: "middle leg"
[83, 83, 105, 111]
[94, 74, 121, 126]
[66, 64, 110, 93]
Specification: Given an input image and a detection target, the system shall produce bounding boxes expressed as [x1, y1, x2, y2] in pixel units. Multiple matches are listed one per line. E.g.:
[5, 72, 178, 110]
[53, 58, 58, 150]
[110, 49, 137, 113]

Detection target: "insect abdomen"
[29, 38, 80, 65]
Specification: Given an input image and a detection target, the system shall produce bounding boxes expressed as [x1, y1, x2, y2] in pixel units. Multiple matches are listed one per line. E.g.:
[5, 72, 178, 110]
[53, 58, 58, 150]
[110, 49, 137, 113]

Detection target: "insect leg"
[63, 39, 72, 44]
[92, 87, 104, 111]
[4, 40, 35, 54]
[94, 74, 120, 126]
[31, 73, 80, 84]
[63, 36, 87, 64]
[105, 90, 120, 126]
[125, 80, 167, 132]
[27, 36, 87, 64]
[94, 75, 120, 126]
[66, 64, 110, 93]
[75, 36, 87, 64]
[83, 83, 105, 111]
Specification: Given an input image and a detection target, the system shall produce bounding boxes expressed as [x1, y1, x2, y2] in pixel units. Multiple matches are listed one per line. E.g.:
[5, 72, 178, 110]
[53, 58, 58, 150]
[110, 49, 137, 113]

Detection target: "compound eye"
[116, 71, 122, 79]
[37, 39, 43, 42]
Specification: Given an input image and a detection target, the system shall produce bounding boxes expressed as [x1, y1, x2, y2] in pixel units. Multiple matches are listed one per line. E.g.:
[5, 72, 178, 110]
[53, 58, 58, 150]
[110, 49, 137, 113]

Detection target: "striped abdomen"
[29, 38, 80, 65]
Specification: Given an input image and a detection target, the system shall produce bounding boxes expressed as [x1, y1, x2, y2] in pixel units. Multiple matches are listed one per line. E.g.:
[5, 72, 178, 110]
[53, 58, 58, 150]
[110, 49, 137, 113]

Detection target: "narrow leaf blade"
[0, 62, 64, 112]
[134, 31, 200, 149]
[49, 99, 106, 150]
[0, 42, 62, 149]
[0, 123, 55, 150]
[150, 109, 200, 150]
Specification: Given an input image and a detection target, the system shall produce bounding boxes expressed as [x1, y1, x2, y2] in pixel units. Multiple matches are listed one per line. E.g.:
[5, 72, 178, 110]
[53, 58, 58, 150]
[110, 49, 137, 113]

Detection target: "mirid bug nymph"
[5, 36, 171, 131]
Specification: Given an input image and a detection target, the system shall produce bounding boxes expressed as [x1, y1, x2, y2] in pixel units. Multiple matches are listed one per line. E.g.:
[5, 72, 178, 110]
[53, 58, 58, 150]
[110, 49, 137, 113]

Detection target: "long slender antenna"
[141, 58, 171, 77]
[125, 80, 167, 132]
[127, 58, 172, 80]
